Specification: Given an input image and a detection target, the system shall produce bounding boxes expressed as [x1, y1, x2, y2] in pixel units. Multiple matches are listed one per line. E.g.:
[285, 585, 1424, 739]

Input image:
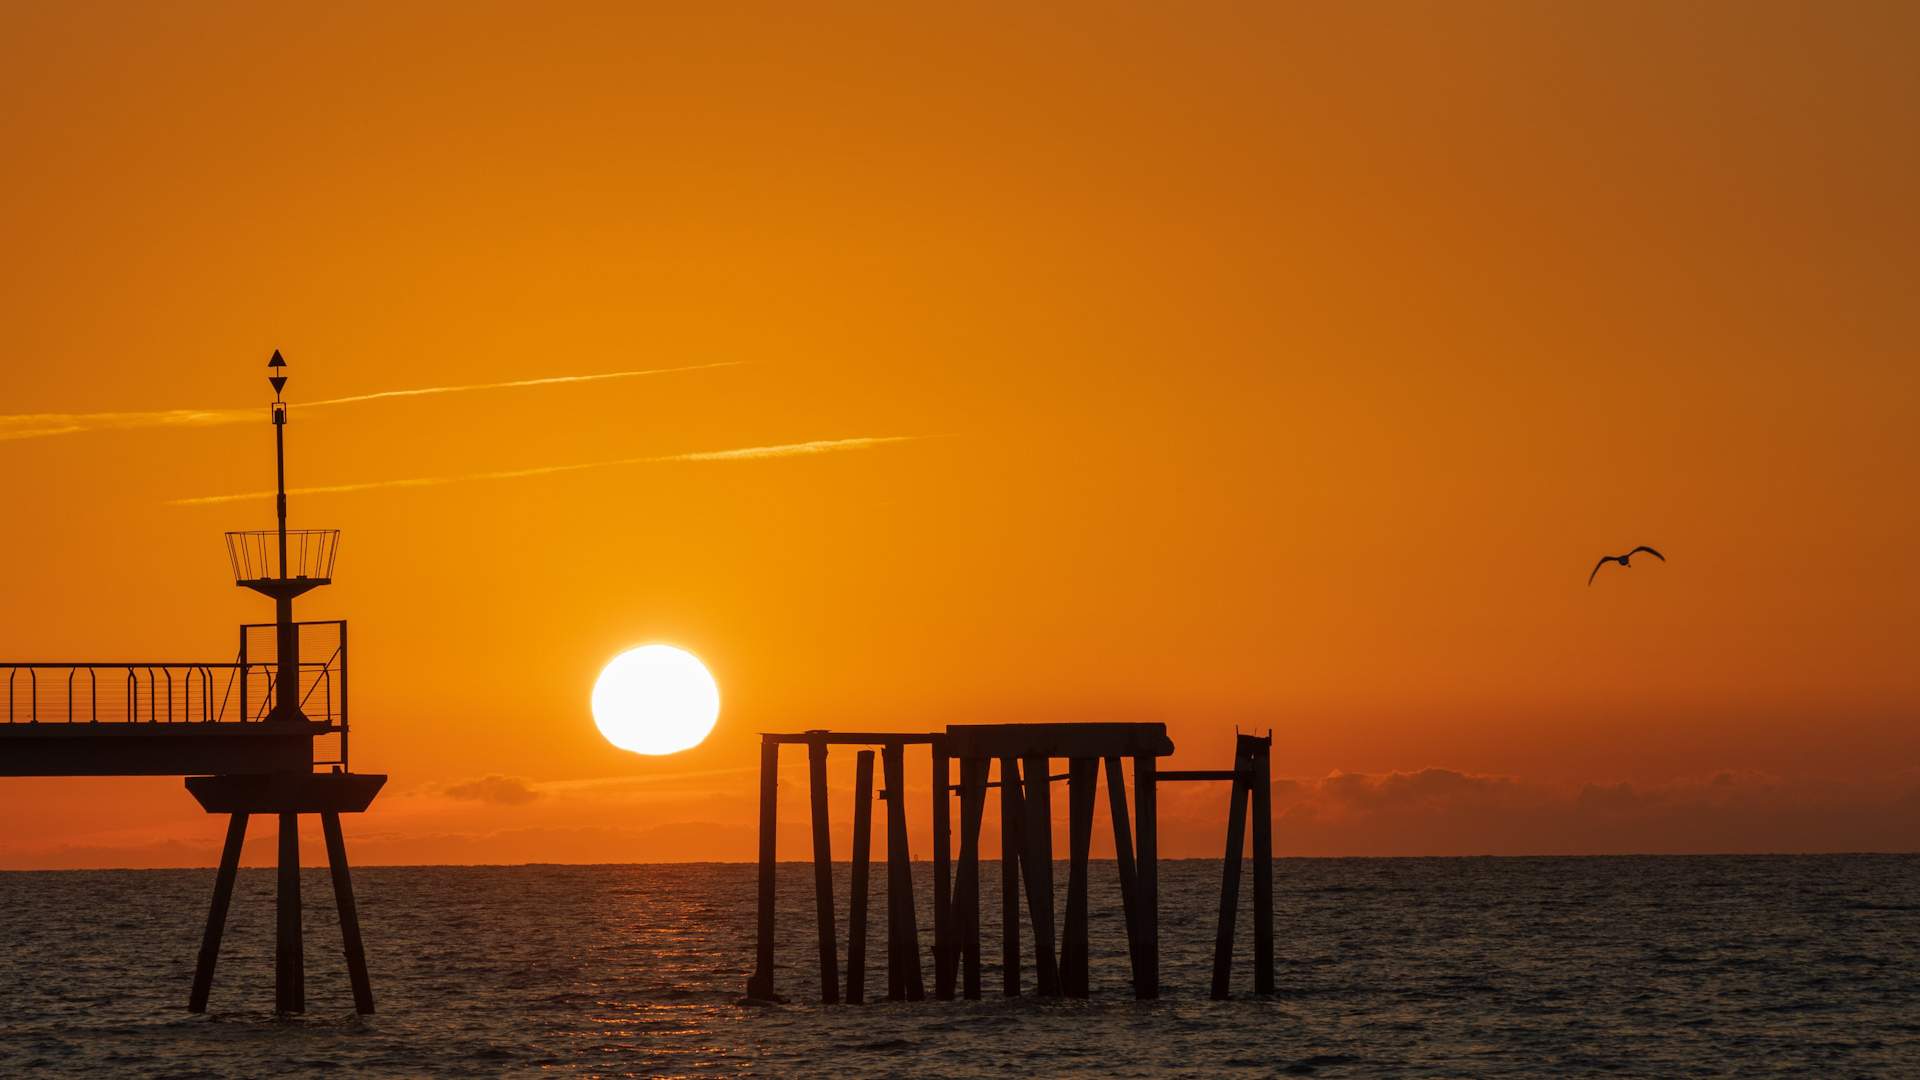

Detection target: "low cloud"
[443, 775, 543, 806]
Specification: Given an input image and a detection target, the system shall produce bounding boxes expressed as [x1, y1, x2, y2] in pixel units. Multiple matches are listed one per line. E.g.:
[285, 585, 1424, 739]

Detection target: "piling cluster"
[747, 723, 1275, 1003]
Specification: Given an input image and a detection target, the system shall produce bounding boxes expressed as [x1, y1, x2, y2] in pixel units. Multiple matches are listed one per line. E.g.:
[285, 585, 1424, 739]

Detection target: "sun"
[591, 645, 721, 755]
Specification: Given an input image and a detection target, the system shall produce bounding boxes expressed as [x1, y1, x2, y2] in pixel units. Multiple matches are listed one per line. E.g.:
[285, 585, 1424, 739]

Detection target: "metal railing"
[225, 529, 340, 582]
[3, 620, 348, 750]
[4, 663, 236, 724]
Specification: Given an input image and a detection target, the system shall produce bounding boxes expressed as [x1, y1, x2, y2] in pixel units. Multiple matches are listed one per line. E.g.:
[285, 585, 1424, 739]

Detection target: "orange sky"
[2, 2, 1915, 867]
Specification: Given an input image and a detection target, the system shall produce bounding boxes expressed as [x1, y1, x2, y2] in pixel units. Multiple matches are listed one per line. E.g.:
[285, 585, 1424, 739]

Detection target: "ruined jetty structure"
[0, 353, 384, 1014]
[747, 723, 1275, 1003]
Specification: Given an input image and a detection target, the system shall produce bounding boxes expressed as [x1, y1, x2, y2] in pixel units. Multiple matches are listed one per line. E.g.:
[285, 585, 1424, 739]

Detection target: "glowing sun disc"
[591, 645, 720, 755]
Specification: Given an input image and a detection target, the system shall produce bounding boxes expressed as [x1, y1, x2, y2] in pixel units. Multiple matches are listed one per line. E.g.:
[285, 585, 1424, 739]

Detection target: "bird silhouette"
[1589, 545, 1665, 586]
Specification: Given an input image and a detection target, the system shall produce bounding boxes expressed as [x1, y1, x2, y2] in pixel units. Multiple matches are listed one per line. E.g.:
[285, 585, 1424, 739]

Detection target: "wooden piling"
[1061, 757, 1097, 997]
[998, 754, 1023, 996]
[1020, 751, 1061, 996]
[931, 741, 955, 999]
[321, 811, 375, 1014]
[188, 812, 248, 1013]
[274, 812, 304, 1014]
[882, 744, 925, 1001]
[1133, 753, 1159, 999]
[847, 749, 875, 1005]
[1210, 750, 1252, 1000]
[1103, 755, 1140, 980]
[807, 739, 839, 1004]
[956, 756, 988, 1000]
[1250, 736, 1275, 995]
[749, 737, 778, 1000]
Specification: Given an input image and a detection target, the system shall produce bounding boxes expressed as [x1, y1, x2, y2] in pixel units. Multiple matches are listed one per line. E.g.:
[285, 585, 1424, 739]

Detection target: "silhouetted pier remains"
[746, 723, 1274, 1003]
[1, 352, 386, 1014]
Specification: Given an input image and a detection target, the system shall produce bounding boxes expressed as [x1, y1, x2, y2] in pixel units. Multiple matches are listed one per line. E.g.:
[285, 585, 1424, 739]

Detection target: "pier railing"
[3, 620, 349, 761]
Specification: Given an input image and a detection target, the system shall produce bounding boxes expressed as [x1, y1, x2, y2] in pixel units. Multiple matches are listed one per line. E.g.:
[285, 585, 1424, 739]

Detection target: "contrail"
[0, 362, 741, 442]
[167, 436, 933, 506]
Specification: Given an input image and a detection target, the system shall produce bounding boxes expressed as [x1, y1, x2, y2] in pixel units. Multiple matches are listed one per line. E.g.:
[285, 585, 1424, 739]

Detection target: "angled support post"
[1251, 735, 1275, 995]
[188, 813, 249, 1013]
[748, 737, 779, 1000]
[998, 754, 1023, 997]
[956, 756, 988, 1000]
[322, 811, 374, 1014]
[847, 749, 875, 1004]
[1061, 757, 1097, 997]
[1020, 751, 1060, 996]
[1210, 738, 1255, 1000]
[882, 743, 925, 1001]
[1103, 755, 1140, 983]
[807, 738, 839, 1004]
[1133, 752, 1159, 999]
[931, 740, 955, 999]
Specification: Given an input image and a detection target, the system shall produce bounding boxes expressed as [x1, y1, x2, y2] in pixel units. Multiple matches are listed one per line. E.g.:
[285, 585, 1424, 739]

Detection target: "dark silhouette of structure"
[1589, 545, 1666, 585]
[1, 352, 386, 1014]
[746, 723, 1275, 1004]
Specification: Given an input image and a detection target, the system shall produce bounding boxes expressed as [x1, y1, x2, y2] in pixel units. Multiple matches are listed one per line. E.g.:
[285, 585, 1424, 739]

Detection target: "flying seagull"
[1588, 545, 1665, 586]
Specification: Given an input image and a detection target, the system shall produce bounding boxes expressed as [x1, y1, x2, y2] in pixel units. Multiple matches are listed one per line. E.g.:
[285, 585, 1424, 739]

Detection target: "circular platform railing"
[225, 529, 340, 583]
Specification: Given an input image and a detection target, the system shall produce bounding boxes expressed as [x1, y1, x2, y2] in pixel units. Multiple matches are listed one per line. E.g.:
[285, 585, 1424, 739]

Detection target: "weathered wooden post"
[1103, 755, 1140, 984]
[1020, 751, 1061, 996]
[1133, 752, 1159, 999]
[846, 749, 875, 1004]
[956, 756, 988, 999]
[881, 743, 925, 1001]
[749, 736, 779, 1000]
[275, 812, 304, 1014]
[998, 754, 1023, 996]
[807, 737, 839, 1003]
[1061, 757, 1097, 997]
[1251, 735, 1274, 995]
[189, 813, 249, 1013]
[1211, 736, 1255, 1000]
[931, 740, 955, 999]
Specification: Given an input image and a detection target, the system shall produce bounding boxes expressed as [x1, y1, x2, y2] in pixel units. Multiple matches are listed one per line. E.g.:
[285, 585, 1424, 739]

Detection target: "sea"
[1, 856, 1916, 1077]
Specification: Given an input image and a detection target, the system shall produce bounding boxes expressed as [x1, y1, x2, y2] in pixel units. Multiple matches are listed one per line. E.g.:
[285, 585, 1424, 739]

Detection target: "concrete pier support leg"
[998, 755, 1023, 997]
[189, 812, 249, 1013]
[1061, 757, 1097, 998]
[847, 750, 875, 1005]
[882, 744, 925, 1001]
[322, 811, 375, 1014]
[748, 738, 778, 1000]
[956, 757, 988, 1000]
[1103, 756, 1141, 985]
[931, 743, 955, 1000]
[1251, 737, 1275, 995]
[1210, 748, 1252, 1001]
[275, 812, 305, 1014]
[1133, 754, 1159, 1000]
[1020, 752, 1060, 996]
[807, 739, 839, 1004]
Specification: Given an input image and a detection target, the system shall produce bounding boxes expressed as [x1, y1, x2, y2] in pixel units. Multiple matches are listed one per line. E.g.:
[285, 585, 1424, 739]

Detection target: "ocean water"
[1, 856, 1916, 1077]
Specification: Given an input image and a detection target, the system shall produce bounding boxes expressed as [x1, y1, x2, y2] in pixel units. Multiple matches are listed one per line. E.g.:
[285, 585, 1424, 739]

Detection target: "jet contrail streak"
[166, 436, 932, 506]
[0, 362, 741, 442]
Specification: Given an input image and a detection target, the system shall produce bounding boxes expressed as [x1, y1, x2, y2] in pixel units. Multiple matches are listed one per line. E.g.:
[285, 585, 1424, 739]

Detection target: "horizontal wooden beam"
[762, 732, 940, 746]
[1158, 769, 1244, 782]
[944, 723, 1173, 760]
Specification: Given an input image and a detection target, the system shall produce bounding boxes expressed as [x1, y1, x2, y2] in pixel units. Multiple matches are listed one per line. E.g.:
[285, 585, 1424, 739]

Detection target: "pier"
[746, 723, 1275, 1003]
[0, 352, 386, 1014]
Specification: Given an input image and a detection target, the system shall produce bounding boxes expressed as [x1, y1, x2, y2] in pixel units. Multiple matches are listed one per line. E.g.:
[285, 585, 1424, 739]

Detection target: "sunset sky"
[2, 2, 1915, 867]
